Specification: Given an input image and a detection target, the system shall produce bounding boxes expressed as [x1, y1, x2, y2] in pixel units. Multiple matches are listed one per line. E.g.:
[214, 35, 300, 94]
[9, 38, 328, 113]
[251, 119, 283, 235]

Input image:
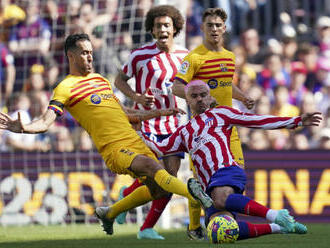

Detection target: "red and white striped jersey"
[122, 41, 188, 135]
[142, 106, 302, 190]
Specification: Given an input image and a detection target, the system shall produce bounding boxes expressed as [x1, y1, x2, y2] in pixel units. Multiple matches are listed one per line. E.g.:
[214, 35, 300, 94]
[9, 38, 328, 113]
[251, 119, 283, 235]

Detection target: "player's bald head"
[184, 80, 209, 96]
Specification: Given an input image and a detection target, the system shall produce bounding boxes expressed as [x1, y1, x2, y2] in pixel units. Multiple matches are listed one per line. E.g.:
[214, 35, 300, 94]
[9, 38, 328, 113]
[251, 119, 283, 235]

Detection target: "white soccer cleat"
[187, 178, 213, 209]
[95, 206, 114, 235]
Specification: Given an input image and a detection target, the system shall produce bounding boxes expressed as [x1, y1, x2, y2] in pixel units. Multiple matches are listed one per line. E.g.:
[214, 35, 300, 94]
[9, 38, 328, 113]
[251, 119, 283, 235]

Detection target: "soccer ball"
[207, 214, 239, 244]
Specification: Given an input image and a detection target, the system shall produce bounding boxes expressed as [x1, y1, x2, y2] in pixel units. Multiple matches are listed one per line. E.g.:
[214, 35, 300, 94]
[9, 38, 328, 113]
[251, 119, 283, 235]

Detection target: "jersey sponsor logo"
[219, 63, 228, 72]
[205, 117, 214, 127]
[120, 148, 135, 156]
[207, 79, 218, 89]
[219, 81, 232, 87]
[207, 79, 232, 89]
[100, 93, 113, 100]
[90, 94, 101, 104]
[179, 61, 189, 74]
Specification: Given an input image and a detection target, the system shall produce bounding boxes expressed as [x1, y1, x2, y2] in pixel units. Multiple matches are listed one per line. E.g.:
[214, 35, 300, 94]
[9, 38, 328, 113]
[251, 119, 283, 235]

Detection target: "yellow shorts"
[103, 140, 158, 178]
[189, 126, 245, 172]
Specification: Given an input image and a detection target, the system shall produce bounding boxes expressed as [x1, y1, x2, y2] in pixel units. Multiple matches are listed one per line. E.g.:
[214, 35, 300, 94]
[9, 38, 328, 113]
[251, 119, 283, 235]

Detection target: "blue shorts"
[143, 133, 185, 159]
[205, 166, 246, 223]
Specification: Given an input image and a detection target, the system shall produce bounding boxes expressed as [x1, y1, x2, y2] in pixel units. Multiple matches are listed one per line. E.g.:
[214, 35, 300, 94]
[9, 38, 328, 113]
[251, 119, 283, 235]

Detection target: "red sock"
[140, 195, 172, 231]
[247, 222, 272, 237]
[238, 221, 272, 240]
[123, 179, 143, 197]
[244, 200, 269, 218]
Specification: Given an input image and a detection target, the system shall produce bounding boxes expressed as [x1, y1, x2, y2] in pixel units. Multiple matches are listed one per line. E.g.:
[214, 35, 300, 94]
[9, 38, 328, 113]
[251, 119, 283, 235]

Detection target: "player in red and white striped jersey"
[142, 80, 321, 240]
[144, 103, 307, 189]
[114, 5, 188, 240]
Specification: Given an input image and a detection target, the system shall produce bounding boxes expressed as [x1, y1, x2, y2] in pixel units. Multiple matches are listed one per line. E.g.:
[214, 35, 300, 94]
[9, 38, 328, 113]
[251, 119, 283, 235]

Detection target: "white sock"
[266, 209, 278, 222]
[270, 223, 281, 233]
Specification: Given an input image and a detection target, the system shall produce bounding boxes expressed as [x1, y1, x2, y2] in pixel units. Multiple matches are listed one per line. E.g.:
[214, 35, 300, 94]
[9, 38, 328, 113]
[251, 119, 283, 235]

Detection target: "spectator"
[23, 64, 47, 93]
[316, 73, 330, 115]
[313, 56, 330, 93]
[296, 43, 319, 92]
[257, 53, 290, 99]
[255, 95, 271, 115]
[290, 132, 310, 150]
[288, 61, 308, 106]
[271, 85, 299, 117]
[52, 126, 74, 152]
[240, 28, 267, 72]
[8, 0, 54, 91]
[0, 41, 15, 104]
[1, 92, 50, 152]
[185, 0, 203, 50]
[247, 130, 270, 150]
[315, 15, 330, 58]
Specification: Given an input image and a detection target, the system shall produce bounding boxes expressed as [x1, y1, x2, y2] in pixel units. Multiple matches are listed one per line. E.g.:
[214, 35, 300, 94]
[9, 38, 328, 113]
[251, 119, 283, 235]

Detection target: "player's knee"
[212, 188, 233, 209]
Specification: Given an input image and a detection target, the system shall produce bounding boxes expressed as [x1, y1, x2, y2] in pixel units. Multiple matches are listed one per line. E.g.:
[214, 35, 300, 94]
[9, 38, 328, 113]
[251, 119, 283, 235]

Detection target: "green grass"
[0, 223, 328, 248]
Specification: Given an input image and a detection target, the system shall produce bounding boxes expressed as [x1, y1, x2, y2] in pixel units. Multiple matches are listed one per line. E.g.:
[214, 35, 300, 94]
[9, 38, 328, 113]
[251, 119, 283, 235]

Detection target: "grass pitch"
[0, 223, 329, 248]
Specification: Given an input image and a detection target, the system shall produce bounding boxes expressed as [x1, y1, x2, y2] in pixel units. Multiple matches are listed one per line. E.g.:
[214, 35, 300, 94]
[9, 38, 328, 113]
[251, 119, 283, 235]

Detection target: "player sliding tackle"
[0, 33, 213, 236]
[141, 80, 322, 240]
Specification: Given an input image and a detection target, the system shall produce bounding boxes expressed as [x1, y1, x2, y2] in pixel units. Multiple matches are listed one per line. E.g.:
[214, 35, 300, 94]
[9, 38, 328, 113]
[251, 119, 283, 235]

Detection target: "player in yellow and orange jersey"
[0, 33, 213, 236]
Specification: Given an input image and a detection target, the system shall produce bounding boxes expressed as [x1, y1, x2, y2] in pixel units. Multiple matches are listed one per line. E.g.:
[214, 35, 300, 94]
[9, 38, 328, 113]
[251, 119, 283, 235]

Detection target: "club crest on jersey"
[207, 79, 218, 89]
[219, 63, 228, 72]
[91, 94, 101, 104]
[179, 61, 189, 74]
[205, 117, 214, 126]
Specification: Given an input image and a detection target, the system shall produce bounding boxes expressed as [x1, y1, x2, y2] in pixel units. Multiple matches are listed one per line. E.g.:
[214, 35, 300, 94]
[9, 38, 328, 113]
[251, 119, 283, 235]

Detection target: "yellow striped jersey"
[48, 73, 143, 156]
[175, 44, 235, 107]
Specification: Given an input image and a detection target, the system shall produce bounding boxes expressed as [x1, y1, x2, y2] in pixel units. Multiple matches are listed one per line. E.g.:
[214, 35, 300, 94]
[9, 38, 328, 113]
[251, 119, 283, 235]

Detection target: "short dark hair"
[64, 33, 90, 57]
[202, 8, 227, 23]
[145, 5, 184, 38]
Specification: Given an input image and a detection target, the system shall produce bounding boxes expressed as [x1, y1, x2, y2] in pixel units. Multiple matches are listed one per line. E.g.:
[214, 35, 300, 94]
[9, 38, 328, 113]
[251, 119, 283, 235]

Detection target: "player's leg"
[137, 154, 181, 240]
[130, 154, 212, 207]
[186, 160, 204, 240]
[116, 179, 143, 224]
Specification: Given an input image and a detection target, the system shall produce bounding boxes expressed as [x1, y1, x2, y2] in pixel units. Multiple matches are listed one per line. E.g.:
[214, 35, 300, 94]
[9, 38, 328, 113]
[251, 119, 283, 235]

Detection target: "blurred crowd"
[0, 0, 329, 152]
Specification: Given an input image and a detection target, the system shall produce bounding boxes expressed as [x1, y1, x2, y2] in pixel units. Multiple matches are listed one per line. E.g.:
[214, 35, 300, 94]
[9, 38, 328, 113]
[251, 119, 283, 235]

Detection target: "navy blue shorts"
[143, 133, 185, 159]
[205, 166, 246, 223]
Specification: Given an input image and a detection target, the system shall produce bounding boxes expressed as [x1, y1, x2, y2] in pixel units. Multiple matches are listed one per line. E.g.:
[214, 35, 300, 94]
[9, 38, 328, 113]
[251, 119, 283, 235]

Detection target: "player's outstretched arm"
[301, 112, 322, 126]
[0, 109, 57, 134]
[125, 107, 186, 123]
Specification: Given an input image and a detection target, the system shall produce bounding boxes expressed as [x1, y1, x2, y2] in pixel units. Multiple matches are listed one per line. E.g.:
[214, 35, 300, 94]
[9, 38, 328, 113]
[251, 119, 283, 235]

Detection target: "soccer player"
[172, 8, 254, 239]
[142, 81, 321, 240]
[113, 5, 188, 240]
[0, 33, 213, 236]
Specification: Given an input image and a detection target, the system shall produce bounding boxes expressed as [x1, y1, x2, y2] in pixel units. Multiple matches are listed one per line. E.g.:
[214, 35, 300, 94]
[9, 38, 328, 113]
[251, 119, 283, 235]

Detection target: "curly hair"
[202, 8, 227, 23]
[145, 5, 184, 38]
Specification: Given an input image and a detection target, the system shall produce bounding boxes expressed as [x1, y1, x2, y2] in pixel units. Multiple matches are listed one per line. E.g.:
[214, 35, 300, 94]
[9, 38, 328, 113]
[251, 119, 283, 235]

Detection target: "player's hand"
[135, 88, 155, 108]
[301, 112, 322, 126]
[243, 97, 255, 110]
[158, 108, 186, 116]
[0, 112, 24, 133]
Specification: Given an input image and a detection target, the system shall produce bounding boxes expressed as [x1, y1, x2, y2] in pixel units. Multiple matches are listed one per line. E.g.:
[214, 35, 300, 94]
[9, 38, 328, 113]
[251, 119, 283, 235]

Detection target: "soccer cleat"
[187, 178, 213, 209]
[293, 222, 307, 234]
[187, 226, 205, 241]
[137, 228, 165, 240]
[95, 207, 114, 235]
[275, 209, 295, 233]
[115, 186, 128, 224]
[280, 221, 308, 234]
